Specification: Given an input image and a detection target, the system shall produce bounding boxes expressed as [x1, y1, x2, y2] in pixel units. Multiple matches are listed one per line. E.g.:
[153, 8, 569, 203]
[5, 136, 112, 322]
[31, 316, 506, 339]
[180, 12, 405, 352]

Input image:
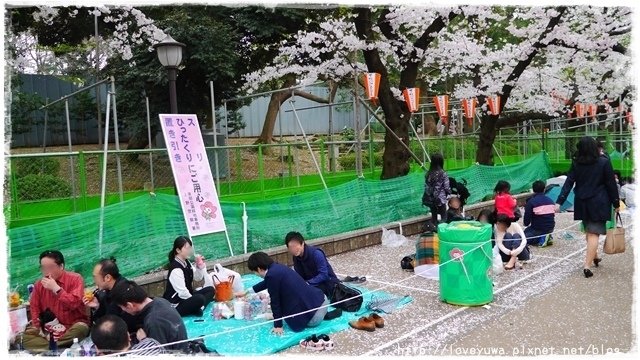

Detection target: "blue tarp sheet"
[184, 274, 412, 355]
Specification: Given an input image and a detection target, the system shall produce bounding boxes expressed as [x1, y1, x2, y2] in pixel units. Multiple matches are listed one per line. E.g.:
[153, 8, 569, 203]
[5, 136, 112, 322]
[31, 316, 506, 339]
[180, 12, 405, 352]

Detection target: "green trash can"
[438, 221, 493, 306]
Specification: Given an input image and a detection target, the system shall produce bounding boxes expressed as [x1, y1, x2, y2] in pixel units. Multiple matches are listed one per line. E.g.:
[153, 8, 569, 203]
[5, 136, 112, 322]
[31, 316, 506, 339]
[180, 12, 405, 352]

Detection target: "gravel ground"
[281, 212, 636, 356]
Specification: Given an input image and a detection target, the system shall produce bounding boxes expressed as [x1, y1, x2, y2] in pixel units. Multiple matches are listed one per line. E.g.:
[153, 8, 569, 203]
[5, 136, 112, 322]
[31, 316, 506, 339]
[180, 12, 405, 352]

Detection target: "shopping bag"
[212, 274, 235, 302]
[604, 213, 625, 254]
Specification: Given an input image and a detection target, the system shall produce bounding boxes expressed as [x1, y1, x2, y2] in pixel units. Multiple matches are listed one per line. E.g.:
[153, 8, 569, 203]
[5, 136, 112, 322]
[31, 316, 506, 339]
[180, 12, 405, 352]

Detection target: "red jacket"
[495, 193, 516, 218]
[30, 271, 89, 328]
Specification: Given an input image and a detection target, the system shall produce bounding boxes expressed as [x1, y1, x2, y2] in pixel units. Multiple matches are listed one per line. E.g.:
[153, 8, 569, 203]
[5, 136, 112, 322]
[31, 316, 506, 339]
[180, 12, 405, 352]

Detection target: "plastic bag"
[210, 264, 244, 293]
[381, 226, 408, 247]
[492, 245, 504, 275]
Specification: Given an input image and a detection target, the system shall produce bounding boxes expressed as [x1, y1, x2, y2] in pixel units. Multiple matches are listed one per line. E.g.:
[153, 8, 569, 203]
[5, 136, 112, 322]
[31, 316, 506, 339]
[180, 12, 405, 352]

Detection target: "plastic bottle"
[68, 338, 80, 357]
[27, 284, 34, 300]
[48, 334, 58, 354]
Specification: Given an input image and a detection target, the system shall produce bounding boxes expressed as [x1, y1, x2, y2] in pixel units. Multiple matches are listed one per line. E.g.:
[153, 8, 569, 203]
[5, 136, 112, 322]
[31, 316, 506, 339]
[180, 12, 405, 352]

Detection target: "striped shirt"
[127, 337, 165, 356]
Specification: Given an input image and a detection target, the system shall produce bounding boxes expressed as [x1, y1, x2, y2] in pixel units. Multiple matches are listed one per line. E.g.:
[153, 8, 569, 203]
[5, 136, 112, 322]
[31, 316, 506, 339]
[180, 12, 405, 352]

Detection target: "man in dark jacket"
[84, 258, 141, 334]
[285, 232, 340, 298]
[110, 280, 188, 352]
[523, 181, 556, 246]
[241, 252, 341, 335]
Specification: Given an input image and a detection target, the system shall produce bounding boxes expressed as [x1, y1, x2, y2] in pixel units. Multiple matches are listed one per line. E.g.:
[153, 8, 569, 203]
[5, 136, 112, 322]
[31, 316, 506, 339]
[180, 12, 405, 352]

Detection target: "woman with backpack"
[422, 153, 451, 231]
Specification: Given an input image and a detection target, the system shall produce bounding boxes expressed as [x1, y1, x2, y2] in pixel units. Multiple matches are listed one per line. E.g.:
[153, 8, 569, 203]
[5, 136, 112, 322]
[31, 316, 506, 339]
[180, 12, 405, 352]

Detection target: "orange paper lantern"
[461, 98, 477, 126]
[486, 95, 501, 116]
[403, 88, 420, 113]
[362, 73, 381, 100]
[433, 95, 449, 124]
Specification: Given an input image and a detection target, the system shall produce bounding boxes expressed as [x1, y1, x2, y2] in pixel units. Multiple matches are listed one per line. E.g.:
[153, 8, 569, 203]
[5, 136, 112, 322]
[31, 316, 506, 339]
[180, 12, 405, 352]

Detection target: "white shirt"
[494, 222, 528, 256]
[620, 183, 635, 208]
[168, 257, 213, 300]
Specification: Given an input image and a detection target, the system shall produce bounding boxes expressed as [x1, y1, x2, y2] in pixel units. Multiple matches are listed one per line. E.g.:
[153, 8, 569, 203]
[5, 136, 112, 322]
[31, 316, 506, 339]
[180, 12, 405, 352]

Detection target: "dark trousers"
[429, 204, 447, 229]
[176, 286, 214, 317]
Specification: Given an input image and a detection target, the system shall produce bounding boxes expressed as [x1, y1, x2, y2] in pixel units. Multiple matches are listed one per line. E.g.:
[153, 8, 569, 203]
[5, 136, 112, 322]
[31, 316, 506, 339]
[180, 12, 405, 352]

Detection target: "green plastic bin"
[438, 221, 493, 306]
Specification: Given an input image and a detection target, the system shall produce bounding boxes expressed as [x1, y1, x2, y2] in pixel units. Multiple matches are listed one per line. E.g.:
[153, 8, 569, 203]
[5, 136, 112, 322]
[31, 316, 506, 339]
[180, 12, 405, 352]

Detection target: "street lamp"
[153, 34, 185, 113]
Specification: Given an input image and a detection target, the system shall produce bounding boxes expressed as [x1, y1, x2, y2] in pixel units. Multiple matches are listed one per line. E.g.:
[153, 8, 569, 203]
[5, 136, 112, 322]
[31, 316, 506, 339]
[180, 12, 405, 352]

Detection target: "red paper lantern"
[403, 88, 420, 113]
[433, 95, 449, 124]
[362, 73, 381, 100]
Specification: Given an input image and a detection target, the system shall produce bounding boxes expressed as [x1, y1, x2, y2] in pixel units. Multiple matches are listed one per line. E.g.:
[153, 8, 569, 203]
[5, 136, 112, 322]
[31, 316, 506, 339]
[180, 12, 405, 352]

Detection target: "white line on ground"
[361, 245, 587, 356]
[532, 254, 570, 260]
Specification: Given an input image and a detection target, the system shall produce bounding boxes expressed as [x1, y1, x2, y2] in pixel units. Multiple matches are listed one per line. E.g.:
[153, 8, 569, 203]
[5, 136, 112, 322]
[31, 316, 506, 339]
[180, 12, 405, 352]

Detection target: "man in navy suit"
[240, 252, 341, 335]
[285, 231, 340, 298]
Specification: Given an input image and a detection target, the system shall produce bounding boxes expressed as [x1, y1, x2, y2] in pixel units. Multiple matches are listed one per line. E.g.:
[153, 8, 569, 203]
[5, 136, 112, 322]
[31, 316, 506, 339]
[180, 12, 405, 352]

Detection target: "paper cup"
[233, 300, 245, 320]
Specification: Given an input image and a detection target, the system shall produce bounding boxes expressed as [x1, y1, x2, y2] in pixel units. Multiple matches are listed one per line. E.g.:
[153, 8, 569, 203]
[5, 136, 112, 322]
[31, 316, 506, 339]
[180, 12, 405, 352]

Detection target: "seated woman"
[163, 236, 214, 317]
[494, 214, 530, 270]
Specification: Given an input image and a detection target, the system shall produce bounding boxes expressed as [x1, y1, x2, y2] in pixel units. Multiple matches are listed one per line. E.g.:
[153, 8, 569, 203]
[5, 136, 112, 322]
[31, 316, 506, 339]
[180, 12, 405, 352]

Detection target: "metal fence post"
[258, 144, 265, 197]
[64, 100, 77, 212]
[78, 151, 88, 211]
[10, 158, 19, 220]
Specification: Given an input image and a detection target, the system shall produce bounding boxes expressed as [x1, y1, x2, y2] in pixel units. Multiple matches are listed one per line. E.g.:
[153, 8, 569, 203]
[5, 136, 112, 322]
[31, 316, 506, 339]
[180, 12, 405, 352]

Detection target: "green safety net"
[7, 152, 552, 294]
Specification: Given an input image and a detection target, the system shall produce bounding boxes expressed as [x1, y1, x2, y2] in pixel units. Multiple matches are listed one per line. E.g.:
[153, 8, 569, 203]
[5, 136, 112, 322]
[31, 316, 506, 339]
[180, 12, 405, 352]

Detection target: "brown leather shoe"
[367, 313, 385, 328]
[349, 317, 376, 332]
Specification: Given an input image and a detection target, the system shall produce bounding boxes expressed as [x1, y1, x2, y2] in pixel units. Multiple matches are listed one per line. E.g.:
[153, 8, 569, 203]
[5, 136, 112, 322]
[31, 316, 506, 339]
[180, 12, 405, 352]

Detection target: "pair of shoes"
[349, 313, 385, 331]
[367, 313, 385, 328]
[343, 276, 366, 283]
[583, 269, 593, 278]
[594, 258, 602, 267]
[299, 334, 334, 351]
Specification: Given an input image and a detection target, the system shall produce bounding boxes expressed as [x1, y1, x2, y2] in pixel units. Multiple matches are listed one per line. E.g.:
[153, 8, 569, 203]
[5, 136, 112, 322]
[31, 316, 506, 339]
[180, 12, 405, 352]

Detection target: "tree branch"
[399, 10, 458, 88]
[612, 43, 627, 54]
[496, 112, 554, 128]
[609, 26, 631, 36]
[500, 7, 567, 111]
[292, 90, 330, 103]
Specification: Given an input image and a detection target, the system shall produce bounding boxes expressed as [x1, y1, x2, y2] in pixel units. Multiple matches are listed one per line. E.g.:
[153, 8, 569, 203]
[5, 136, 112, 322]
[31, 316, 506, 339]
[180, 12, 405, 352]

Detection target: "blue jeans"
[307, 296, 329, 328]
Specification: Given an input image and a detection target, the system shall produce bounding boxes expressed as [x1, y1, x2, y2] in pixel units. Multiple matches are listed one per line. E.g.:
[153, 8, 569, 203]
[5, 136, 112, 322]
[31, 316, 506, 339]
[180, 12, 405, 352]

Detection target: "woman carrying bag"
[556, 137, 620, 278]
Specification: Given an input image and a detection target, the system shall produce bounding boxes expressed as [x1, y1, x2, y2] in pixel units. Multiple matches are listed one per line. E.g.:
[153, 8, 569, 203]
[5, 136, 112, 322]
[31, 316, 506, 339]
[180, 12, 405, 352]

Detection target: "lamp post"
[153, 34, 185, 113]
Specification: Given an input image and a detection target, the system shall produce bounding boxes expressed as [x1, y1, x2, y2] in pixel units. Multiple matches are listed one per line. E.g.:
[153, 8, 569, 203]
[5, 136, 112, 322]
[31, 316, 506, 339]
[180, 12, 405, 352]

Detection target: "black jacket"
[557, 156, 619, 222]
[92, 275, 141, 333]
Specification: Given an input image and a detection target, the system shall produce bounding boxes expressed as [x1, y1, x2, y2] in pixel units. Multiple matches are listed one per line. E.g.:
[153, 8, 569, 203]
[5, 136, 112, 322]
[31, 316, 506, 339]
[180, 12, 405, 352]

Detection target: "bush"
[18, 174, 71, 201]
[340, 127, 355, 142]
[338, 152, 383, 170]
[14, 157, 61, 178]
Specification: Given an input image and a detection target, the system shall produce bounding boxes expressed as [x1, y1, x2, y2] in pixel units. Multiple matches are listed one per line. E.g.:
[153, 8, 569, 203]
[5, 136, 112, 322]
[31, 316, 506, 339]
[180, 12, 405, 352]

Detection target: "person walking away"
[556, 136, 620, 278]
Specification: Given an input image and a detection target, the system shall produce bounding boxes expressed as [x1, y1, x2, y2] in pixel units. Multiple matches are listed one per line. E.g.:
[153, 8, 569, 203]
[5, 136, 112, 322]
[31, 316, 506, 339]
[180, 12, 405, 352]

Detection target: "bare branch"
[608, 26, 631, 36]
[292, 90, 330, 104]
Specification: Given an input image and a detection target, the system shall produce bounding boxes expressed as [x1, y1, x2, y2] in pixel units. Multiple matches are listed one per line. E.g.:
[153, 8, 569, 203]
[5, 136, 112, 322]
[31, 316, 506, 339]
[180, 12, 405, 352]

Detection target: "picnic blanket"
[184, 274, 412, 355]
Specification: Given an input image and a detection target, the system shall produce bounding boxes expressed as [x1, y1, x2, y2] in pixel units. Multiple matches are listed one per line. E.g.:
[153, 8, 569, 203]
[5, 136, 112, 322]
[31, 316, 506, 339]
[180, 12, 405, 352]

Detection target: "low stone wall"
[136, 194, 531, 297]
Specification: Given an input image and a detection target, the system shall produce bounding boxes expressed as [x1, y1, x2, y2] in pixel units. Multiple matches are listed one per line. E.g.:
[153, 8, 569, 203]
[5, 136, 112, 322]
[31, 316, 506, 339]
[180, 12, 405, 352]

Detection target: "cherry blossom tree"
[245, 5, 632, 175]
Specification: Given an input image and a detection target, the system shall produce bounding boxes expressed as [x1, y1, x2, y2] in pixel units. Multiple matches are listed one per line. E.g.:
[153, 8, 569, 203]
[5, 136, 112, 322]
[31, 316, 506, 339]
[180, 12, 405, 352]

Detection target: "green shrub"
[14, 157, 61, 178]
[340, 127, 355, 142]
[338, 152, 383, 170]
[18, 174, 71, 201]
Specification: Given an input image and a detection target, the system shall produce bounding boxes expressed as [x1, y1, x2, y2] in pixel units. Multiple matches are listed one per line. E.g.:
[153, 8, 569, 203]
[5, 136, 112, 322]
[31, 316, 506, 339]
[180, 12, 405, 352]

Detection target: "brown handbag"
[604, 213, 625, 254]
[212, 274, 234, 302]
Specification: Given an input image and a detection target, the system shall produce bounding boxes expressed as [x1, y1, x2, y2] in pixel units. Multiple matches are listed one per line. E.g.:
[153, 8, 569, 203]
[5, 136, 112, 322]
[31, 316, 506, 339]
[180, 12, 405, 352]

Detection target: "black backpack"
[401, 254, 416, 271]
[331, 283, 363, 312]
[449, 177, 470, 206]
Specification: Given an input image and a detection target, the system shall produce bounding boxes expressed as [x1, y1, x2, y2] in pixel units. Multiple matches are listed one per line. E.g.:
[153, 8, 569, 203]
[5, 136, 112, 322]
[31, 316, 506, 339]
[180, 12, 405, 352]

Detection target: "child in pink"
[494, 180, 517, 220]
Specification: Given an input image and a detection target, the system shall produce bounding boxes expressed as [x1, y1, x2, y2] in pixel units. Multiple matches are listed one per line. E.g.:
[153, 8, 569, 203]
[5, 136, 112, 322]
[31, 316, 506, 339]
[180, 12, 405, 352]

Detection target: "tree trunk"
[125, 129, 151, 161]
[255, 75, 297, 146]
[475, 114, 499, 165]
[379, 94, 412, 179]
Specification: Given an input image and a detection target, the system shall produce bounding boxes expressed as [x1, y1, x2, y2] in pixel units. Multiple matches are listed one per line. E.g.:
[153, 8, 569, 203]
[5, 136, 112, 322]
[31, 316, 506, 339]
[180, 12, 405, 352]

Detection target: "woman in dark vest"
[556, 136, 620, 278]
[163, 236, 214, 316]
